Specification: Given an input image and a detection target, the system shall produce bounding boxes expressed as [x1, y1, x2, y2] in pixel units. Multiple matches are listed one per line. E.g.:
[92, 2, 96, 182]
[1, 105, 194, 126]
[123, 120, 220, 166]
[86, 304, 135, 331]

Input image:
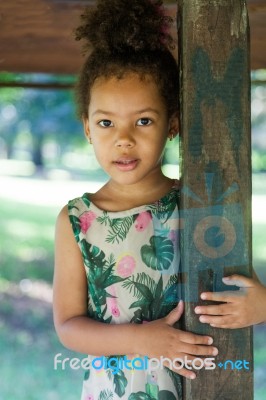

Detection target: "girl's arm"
[195, 272, 266, 329]
[53, 206, 218, 379]
[53, 205, 141, 356]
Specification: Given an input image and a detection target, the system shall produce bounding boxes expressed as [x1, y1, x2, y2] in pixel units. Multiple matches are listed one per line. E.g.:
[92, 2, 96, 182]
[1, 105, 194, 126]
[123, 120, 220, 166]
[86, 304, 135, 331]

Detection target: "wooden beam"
[248, 6, 266, 70]
[0, 0, 84, 74]
[0, 0, 265, 75]
[0, 82, 75, 90]
[178, 1, 253, 399]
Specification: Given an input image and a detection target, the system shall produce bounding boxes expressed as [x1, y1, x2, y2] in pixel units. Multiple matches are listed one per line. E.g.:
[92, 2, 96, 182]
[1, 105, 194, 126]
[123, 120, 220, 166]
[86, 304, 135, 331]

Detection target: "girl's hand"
[139, 300, 218, 379]
[195, 274, 266, 329]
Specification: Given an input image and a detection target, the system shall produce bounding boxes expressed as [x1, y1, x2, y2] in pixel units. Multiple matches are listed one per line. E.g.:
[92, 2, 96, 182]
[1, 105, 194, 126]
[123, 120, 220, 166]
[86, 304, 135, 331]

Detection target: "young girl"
[53, 0, 266, 399]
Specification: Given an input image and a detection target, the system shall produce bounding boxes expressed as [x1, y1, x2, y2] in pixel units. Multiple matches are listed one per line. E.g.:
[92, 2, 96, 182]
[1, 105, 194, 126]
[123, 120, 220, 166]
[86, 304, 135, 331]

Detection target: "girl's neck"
[90, 173, 178, 212]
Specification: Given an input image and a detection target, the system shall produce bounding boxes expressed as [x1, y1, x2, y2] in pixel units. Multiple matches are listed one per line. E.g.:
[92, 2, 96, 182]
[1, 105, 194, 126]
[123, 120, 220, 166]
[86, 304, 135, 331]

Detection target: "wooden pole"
[177, 1, 253, 398]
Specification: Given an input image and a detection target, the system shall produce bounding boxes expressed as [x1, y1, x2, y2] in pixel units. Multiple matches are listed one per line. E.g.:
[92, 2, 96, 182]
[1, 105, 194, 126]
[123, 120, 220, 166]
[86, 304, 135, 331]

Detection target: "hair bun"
[75, 0, 174, 53]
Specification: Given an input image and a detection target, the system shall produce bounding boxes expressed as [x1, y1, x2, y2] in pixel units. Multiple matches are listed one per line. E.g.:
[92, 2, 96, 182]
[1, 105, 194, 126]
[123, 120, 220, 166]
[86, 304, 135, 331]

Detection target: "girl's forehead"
[89, 74, 165, 110]
[92, 72, 156, 91]
[87, 72, 168, 116]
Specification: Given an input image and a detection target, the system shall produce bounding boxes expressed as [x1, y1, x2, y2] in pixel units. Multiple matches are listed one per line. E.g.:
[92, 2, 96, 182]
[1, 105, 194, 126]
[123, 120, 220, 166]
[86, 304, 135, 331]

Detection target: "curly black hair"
[75, 0, 179, 118]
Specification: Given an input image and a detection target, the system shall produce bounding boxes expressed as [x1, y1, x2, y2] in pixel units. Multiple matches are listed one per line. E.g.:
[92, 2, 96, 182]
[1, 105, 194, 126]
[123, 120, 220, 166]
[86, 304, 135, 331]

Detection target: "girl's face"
[83, 73, 178, 187]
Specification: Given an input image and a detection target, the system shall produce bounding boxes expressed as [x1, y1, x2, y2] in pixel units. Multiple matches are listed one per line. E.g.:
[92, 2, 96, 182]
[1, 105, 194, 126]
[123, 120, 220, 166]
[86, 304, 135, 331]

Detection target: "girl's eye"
[137, 118, 152, 126]
[98, 120, 113, 128]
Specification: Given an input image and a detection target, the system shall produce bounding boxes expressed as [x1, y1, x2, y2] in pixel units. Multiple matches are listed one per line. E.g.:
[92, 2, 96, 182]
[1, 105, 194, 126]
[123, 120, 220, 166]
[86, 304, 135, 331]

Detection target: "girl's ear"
[82, 116, 92, 144]
[168, 111, 179, 140]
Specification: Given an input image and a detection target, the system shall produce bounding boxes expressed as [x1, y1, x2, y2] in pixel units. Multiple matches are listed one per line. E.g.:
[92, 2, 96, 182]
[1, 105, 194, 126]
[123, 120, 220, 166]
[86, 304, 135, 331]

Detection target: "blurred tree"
[0, 73, 83, 170]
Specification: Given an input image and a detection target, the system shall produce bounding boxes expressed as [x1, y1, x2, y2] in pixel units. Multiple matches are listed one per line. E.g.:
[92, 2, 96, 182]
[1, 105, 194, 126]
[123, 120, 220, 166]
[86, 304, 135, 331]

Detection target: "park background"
[0, 69, 265, 399]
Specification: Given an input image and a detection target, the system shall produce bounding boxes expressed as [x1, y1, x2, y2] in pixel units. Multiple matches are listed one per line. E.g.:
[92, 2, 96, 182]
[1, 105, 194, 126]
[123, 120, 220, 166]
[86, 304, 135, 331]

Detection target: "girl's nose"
[115, 131, 135, 148]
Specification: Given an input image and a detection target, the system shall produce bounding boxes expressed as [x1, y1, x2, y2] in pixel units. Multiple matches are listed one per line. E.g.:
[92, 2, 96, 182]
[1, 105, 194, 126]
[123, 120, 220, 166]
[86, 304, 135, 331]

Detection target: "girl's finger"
[168, 364, 196, 380]
[200, 290, 244, 302]
[165, 300, 184, 325]
[195, 304, 230, 316]
[178, 343, 218, 357]
[177, 330, 213, 346]
[198, 315, 234, 327]
[222, 274, 254, 288]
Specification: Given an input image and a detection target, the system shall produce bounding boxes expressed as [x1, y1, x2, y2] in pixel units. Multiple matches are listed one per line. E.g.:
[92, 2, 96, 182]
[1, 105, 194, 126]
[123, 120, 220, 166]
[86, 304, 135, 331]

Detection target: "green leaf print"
[81, 194, 92, 209]
[106, 253, 116, 269]
[131, 308, 144, 324]
[88, 302, 113, 323]
[122, 273, 155, 300]
[154, 275, 163, 301]
[146, 381, 159, 399]
[68, 198, 79, 211]
[129, 298, 150, 309]
[162, 284, 179, 305]
[123, 273, 178, 322]
[84, 368, 90, 381]
[152, 275, 164, 313]
[148, 187, 178, 223]
[69, 215, 81, 241]
[158, 390, 177, 400]
[128, 393, 153, 400]
[165, 368, 182, 399]
[99, 266, 125, 289]
[79, 240, 125, 317]
[141, 236, 174, 271]
[113, 370, 128, 397]
[124, 277, 154, 305]
[106, 216, 134, 244]
[80, 240, 105, 270]
[99, 389, 114, 400]
[97, 211, 111, 226]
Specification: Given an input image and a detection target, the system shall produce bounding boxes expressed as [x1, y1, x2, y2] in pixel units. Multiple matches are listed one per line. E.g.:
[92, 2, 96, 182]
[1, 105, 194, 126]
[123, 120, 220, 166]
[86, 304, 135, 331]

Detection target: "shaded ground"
[0, 280, 84, 400]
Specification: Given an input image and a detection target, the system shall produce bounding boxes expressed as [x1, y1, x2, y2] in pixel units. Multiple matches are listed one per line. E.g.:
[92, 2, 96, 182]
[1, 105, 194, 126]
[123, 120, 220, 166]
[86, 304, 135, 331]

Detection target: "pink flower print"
[107, 285, 120, 318]
[110, 305, 120, 317]
[85, 395, 94, 400]
[116, 255, 136, 278]
[135, 211, 152, 232]
[149, 371, 158, 384]
[80, 211, 96, 234]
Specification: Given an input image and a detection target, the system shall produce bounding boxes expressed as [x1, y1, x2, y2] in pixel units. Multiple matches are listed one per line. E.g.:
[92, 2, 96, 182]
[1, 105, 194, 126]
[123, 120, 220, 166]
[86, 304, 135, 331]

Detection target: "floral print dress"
[68, 180, 181, 400]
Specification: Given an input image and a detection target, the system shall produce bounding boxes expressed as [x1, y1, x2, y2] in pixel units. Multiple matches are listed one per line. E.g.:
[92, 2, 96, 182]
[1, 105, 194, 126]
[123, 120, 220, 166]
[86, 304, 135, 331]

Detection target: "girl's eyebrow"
[92, 108, 160, 117]
[137, 108, 160, 115]
[92, 110, 114, 117]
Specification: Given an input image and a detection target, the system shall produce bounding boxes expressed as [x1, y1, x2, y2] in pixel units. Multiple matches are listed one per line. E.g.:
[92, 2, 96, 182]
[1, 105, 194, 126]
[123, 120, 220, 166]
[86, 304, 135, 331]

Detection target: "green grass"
[0, 198, 85, 400]
[0, 175, 266, 399]
[0, 200, 56, 283]
[0, 311, 84, 400]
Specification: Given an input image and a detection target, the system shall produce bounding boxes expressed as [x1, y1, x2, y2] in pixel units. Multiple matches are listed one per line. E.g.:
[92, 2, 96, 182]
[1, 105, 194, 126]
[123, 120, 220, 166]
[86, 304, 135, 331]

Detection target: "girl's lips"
[113, 159, 139, 171]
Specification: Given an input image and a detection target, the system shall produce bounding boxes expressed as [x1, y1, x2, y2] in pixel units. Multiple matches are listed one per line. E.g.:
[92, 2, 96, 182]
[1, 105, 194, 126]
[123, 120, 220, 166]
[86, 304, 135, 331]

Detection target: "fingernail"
[195, 307, 200, 314]
[199, 316, 206, 323]
[222, 277, 230, 281]
[190, 372, 196, 379]
[213, 348, 218, 356]
[201, 293, 207, 300]
[208, 337, 213, 345]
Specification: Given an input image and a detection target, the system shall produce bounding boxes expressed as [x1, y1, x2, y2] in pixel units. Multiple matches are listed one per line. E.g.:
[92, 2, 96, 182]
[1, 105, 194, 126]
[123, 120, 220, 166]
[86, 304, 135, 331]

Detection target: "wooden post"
[177, 1, 253, 399]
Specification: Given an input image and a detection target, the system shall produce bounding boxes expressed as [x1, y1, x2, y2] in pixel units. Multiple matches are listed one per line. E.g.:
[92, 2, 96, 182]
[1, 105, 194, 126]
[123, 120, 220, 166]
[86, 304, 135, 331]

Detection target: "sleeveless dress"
[68, 180, 182, 400]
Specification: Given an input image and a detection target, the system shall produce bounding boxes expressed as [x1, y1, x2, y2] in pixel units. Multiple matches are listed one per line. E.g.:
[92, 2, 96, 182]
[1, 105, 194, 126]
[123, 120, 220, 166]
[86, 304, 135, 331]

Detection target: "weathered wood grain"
[177, 1, 253, 398]
[0, 0, 265, 75]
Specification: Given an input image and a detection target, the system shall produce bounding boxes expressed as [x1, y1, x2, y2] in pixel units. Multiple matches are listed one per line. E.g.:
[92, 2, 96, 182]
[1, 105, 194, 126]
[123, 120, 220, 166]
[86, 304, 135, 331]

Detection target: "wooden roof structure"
[0, 0, 265, 77]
